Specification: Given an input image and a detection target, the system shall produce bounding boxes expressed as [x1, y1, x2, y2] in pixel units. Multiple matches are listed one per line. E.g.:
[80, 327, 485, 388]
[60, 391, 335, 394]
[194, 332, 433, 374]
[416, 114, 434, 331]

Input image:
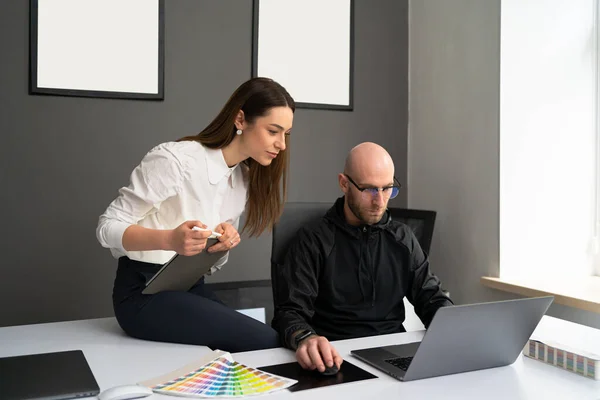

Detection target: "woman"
[96, 77, 294, 352]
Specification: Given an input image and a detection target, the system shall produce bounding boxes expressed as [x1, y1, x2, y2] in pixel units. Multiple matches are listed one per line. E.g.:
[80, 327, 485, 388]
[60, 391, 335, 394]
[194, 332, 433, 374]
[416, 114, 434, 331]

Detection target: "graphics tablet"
[142, 238, 225, 294]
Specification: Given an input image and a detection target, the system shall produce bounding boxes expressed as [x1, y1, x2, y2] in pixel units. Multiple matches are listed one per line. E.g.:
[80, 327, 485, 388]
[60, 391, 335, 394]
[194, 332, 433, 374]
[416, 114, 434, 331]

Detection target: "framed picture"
[29, 0, 165, 100]
[252, 0, 354, 111]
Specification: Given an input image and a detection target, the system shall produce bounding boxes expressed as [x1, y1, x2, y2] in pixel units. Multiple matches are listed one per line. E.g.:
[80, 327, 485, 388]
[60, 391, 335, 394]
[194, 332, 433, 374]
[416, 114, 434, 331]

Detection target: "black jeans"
[112, 257, 280, 352]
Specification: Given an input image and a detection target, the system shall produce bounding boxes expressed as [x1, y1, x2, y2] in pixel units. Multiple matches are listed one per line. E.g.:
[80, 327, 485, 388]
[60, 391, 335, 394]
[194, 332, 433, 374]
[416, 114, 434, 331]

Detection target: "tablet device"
[142, 238, 225, 294]
[0, 350, 100, 400]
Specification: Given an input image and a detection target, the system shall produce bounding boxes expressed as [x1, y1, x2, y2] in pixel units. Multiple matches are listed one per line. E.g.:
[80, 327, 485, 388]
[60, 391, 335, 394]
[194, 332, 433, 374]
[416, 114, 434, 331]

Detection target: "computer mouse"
[97, 384, 153, 400]
[319, 364, 340, 376]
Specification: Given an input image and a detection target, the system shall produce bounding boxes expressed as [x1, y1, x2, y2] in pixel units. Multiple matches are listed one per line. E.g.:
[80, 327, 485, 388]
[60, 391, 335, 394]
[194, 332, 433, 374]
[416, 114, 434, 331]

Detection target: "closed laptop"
[0, 350, 100, 400]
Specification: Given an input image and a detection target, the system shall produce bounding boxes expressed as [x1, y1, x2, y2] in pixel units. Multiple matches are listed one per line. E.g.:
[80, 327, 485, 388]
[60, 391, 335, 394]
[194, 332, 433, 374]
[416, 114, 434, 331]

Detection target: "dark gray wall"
[0, 1, 408, 327]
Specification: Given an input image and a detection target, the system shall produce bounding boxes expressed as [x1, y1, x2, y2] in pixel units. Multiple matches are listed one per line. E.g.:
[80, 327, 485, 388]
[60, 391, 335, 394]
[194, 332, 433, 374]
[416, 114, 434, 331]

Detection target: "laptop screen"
[0, 350, 100, 400]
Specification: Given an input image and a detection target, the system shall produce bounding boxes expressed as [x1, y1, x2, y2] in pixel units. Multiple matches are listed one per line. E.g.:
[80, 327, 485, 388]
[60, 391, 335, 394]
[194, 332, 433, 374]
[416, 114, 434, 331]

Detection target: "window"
[500, 0, 599, 280]
[594, 0, 600, 276]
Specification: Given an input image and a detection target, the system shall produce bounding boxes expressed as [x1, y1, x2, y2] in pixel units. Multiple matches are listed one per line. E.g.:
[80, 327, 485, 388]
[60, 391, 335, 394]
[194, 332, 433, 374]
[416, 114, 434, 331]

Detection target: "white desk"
[1, 316, 599, 399]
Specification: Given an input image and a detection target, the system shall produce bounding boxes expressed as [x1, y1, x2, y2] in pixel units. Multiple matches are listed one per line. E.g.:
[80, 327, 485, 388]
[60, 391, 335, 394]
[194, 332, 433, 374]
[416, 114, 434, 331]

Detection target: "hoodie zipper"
[362, 226, 376, 306]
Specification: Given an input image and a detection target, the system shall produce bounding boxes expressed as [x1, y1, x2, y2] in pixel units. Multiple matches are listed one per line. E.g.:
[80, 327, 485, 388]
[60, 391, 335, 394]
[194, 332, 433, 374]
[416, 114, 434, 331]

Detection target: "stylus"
[192, 226, 223, 237]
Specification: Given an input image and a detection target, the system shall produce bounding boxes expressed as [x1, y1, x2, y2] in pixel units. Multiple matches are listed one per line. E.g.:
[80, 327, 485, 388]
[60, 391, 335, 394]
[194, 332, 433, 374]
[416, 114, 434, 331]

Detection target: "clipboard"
[142, 238, 225, 294]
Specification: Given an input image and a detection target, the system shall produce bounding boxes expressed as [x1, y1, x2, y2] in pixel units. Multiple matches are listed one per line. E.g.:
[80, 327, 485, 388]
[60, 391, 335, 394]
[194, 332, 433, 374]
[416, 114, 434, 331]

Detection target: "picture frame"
[252, 0, 354, 110]
[29, 0, 165, 100]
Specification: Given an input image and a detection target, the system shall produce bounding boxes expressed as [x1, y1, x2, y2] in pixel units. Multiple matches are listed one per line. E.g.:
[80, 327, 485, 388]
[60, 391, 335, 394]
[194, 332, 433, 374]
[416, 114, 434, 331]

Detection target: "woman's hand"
[168, 220, 212, 256]
[207, 222, 241, 253]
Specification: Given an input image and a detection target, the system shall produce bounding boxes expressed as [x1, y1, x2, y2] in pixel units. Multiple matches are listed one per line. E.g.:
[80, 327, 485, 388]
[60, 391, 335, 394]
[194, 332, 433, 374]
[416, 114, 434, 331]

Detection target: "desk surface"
[1, 316, 599, 399]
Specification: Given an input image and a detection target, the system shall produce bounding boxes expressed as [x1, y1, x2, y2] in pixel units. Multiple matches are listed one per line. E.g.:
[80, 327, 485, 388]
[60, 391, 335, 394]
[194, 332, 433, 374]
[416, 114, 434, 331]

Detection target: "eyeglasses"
[345, 174, 402, 200]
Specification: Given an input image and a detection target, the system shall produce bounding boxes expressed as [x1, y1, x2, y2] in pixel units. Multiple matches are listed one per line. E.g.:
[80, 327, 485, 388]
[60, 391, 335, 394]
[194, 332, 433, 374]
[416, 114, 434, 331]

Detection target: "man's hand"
[295, 335, 343, 372]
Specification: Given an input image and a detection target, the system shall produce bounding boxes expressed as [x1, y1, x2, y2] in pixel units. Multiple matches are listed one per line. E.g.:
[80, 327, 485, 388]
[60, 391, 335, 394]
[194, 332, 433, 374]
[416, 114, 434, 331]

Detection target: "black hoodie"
[272, 197, 453, 349]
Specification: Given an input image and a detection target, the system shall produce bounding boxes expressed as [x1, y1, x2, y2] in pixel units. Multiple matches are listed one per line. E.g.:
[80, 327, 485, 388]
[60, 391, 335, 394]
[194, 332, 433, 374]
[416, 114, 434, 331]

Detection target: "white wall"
[408, 0, 600, 328]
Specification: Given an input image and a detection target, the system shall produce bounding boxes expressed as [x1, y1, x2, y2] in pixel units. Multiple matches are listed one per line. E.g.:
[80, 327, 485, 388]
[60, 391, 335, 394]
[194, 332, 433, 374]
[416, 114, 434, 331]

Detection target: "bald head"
[344, 142, 394, 181]
[340, 142, 396, 226]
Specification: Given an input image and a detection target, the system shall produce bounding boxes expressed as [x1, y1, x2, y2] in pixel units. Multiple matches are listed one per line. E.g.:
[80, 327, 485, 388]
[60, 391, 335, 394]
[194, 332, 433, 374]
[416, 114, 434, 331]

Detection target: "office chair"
[387, 208, 436, 255]
[271, 202, 438, 331]
[271, 203, 331, 267]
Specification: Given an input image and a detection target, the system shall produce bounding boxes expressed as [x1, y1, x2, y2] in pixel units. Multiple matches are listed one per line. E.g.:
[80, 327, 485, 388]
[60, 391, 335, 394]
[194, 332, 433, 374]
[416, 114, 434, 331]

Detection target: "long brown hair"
[179, 77, 295, 237]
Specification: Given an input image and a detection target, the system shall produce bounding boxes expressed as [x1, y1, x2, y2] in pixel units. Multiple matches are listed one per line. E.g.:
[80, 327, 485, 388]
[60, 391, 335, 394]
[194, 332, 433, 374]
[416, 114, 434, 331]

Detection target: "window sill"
[480, 276, 600, 314]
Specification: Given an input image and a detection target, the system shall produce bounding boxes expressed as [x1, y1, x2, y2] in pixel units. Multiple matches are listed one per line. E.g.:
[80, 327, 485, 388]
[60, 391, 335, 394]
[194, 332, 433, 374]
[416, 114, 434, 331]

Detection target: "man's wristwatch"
[293, 329, 316, 349]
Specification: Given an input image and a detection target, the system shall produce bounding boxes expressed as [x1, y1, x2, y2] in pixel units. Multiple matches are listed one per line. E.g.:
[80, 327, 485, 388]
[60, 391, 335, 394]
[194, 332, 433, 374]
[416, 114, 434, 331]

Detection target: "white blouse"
[96, 141, 248, 270]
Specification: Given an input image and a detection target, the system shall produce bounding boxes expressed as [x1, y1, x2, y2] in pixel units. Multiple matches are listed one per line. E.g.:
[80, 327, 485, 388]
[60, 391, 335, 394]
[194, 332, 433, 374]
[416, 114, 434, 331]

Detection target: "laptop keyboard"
[384, 356, 413, 371]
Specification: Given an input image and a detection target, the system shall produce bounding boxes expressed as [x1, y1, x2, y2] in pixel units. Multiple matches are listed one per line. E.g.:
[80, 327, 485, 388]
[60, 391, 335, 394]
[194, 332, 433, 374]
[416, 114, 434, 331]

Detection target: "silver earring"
[236, 129, 243, 135]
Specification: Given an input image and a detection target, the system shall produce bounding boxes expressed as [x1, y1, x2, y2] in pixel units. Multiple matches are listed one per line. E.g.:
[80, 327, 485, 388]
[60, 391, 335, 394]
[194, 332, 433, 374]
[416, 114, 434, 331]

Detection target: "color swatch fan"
[139, 350, 297, 398]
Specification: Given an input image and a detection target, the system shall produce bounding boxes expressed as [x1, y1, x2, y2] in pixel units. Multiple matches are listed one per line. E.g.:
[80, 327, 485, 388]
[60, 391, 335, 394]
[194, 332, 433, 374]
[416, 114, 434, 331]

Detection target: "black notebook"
[0, 350, 100, 400]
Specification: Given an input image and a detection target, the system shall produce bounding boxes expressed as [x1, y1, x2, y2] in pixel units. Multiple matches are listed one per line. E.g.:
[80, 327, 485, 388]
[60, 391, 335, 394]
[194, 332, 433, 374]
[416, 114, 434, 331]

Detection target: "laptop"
[0, 350, 100, 400]
[351, 296, 553, 381]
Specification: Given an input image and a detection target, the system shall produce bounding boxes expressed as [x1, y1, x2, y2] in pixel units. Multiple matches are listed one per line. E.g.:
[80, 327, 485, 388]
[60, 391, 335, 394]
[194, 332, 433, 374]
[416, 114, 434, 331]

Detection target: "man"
[271, 142, 453, 373]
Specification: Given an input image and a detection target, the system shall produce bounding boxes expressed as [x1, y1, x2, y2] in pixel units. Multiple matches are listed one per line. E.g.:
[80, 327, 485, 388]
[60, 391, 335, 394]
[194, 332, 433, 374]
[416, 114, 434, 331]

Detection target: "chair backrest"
[387, 208, 436, 254]
[271, 203, 437, 265]
[271, 202, 331, 265]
